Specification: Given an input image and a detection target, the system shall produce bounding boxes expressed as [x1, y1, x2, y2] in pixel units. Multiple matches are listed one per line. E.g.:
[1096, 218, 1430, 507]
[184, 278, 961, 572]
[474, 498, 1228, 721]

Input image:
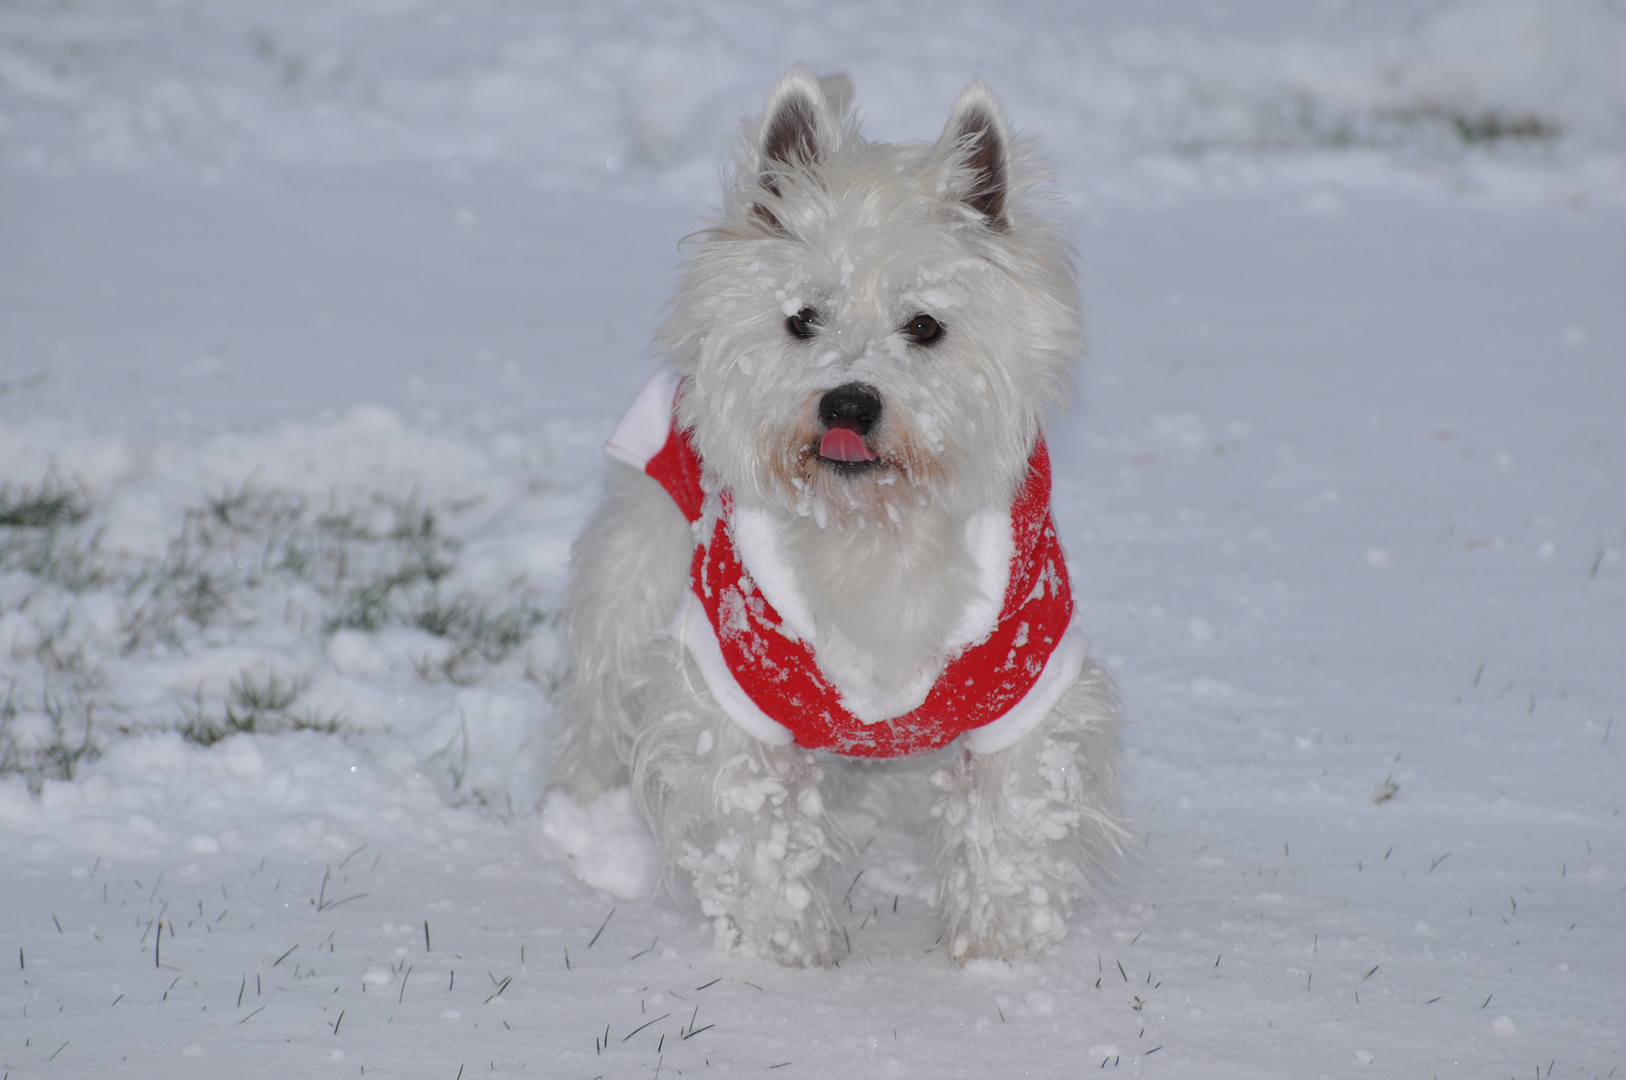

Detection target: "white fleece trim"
[730, 504, 814, 644]
[605, 365, 682, 470]
[674, 592, 797, 747]
[943, 506, 1014, 651]
[961, 620, 1091, 755]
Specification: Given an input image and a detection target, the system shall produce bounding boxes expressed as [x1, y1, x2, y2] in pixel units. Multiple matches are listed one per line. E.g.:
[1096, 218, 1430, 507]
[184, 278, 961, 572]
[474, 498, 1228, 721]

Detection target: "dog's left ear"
[935, 78, 1011, 231]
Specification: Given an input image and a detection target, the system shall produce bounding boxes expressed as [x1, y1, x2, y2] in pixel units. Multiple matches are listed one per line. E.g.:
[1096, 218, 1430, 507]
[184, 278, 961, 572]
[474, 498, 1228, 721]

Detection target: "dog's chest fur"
[778, 505, 979, 719]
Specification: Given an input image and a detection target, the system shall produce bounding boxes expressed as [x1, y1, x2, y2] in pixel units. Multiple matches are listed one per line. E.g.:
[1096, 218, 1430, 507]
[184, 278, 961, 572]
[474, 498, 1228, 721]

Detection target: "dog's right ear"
[753, 65, 842, 229]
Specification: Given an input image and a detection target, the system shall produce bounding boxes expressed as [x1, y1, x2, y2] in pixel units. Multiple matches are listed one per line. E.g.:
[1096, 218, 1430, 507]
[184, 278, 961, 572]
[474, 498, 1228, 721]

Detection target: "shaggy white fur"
[548, 65, 1124, 965]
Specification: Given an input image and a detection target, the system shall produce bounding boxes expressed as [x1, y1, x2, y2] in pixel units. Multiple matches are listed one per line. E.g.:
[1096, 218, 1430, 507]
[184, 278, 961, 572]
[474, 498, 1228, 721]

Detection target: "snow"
[2, 0, 1623, 1076]
[537, 788, 659, 902]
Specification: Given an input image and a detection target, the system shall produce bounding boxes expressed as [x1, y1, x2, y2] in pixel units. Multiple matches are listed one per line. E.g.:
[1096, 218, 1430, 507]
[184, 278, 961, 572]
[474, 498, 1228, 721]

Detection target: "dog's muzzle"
[817, 384, 882, 464]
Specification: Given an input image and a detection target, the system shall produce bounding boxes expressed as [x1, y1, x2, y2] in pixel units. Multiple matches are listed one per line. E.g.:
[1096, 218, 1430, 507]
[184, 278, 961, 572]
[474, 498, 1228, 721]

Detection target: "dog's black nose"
[818, 384, 883, 435]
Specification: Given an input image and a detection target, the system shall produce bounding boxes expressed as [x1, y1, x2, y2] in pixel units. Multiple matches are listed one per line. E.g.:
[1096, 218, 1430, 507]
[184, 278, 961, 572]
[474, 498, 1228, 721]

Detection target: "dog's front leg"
[680, 734, 836, 967]
[931, 660, 1124, 961]
[634, 668, 837, 967]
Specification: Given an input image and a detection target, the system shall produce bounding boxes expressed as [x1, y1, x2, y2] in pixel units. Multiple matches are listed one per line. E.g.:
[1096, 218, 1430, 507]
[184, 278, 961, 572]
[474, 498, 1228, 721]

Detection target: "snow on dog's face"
[664, 66, 1082, 526]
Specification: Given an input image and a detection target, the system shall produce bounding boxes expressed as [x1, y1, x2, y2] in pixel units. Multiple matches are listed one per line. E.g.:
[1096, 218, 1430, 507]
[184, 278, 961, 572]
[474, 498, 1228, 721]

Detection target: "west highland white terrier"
[548, 66, 1123, 965]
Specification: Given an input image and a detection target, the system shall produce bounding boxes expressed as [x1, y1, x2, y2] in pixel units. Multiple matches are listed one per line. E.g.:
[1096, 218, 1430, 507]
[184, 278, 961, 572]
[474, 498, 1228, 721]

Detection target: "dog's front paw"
[931, 742, 1095, 962]
[676, 749, 837, 967]
[706, 906, 834, 968]
[680, 835, 834, 967]
[941, 873, 1067, 961]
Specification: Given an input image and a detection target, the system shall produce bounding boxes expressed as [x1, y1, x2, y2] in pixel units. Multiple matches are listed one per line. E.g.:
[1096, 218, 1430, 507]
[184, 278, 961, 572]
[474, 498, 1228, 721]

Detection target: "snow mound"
[0, 413, 580, 812]
[536, 787, 657, 900]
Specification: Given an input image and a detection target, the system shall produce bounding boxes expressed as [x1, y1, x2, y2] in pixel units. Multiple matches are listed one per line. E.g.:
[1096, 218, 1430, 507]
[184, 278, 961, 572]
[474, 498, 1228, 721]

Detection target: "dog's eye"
[786, 307, 819, 339]
[904, 313, 943, 345]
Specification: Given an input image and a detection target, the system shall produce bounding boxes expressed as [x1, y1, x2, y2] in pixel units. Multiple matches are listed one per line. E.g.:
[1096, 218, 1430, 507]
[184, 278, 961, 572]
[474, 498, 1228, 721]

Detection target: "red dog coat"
[607, 368, 1089, 758]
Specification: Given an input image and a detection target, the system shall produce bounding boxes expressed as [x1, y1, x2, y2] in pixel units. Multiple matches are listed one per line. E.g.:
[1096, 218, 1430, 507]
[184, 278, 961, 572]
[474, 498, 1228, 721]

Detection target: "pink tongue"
[820, 427, 877, 463]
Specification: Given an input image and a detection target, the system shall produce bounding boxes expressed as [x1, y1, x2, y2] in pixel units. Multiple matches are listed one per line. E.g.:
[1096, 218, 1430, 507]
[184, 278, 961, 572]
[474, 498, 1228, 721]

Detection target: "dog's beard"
[763, 395, 949, 530]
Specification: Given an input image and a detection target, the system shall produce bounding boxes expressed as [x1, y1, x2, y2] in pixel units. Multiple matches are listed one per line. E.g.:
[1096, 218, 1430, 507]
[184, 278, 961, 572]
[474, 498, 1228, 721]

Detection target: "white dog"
[548, 66, 1122, 965]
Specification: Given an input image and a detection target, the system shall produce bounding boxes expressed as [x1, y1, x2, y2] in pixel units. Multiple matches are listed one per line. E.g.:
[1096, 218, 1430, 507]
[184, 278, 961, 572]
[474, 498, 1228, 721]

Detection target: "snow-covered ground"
[2, 1, 1623, 1076]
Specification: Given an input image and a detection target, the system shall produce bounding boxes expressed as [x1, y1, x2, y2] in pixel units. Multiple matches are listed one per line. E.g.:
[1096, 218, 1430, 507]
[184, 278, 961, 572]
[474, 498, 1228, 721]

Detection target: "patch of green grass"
[177, 670, 345, 747]
[0, 476, 111, 593]
[0, 679, 101, 793]
[1169, 93, 1561, 155]
[0, 476, 89, 529]
[1445, 109, 1559, 145]
[409, 590, 548, 685]
[121, 484, 551, 685]
[123, 487, 462, 650]
[3, 472, 555, 780]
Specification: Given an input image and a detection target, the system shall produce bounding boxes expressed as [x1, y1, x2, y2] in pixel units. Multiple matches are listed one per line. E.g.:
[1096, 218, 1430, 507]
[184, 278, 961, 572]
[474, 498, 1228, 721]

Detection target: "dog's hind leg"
[633, 648, 839, 967]
[931, 659, 1126, 961]
[548, 462, 693, 801]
